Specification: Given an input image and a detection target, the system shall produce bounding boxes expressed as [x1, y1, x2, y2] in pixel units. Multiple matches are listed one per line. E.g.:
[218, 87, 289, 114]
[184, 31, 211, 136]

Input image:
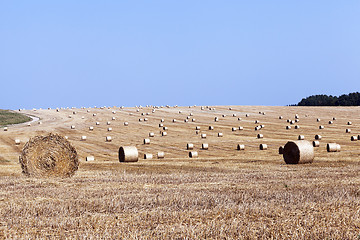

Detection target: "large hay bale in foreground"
[19, 133, 78, 177]
[283, 140, 314, 164]
[119, 146, 138, 162]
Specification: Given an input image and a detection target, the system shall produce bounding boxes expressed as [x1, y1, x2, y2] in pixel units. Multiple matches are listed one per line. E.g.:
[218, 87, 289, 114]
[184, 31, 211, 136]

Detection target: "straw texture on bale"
[283, 140, 314, 164]
[313, 141, 320, 147]
[19, 133, 78, 178]
[119, 146, 138, 162]
[327, 143, 341, 152]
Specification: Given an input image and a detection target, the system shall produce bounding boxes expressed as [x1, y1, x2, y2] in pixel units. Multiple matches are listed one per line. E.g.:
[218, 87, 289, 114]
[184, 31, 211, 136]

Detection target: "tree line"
[297, 92, 360, 106]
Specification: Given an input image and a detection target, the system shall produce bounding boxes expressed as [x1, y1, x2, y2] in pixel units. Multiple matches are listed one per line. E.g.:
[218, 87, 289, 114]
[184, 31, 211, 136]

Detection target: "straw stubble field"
[0, 106, 360, 239]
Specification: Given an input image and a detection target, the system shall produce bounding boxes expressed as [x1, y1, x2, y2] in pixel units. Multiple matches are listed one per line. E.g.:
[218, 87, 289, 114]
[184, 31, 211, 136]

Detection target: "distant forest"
[296, 92, 360, 106]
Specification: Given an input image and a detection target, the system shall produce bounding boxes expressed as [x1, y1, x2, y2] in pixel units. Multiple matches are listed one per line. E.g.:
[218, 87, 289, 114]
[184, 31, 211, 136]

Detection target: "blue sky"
[0, 1, 359, 109]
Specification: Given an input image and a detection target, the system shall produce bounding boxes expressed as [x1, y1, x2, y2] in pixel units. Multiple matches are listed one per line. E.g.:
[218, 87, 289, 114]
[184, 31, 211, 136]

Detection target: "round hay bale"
[214, 117, 219, 122]
[246, 114, 249, 117]
[196, 126, 201, 130]
[238, 117, 242, 121]
[89, 126, 94, 131]
[346, 128, 351, 133]
[162, 131, 167, 136]
[15, 139, 21, 145]
[159, 123, 164, 127]
[107, 121, 111, 125]
[187, 143, 194, 150]
[259, 144, 267, 150]
[201, 133, 206, 138]
[201, 143, 209, 150]
[192, 118, 196, 122]
[347, 121, 352, 125]
[86, 156, 94, 161]
[93, 113, 97, 116]
[157, 152, 165, 159]
[328, 121, 333, 124]
[283, 140, 314, 164]
[319, 125, 324, 129]
[317, 118, 321, 122]
[313, 141, 320, 147]
[327, 143, 340, 152]
[295, 119, 299, 123]
[295, 114, 299, 119]
[139, 118, 143, 122]
[279, 116, 283, 119]
[149, 132, 155, 137]
[112, 117, 116, 120]
[237, 144, 245, 150]
[255, 126, 261, 131]
[160, 119, 165, 122]
[71, 125, 75, 129]
[351, 136, 358, 141]
[232, 127, 237, 131]
[4, 127, 8, 131]
[96, 122, 100, 125]
[218, 132, 223, 137]
[119, 146, 138, 162]
[333, 117, 336, 120]
[172, 119, 177, 123]
[81, 136, 87, 141]
[144, 153, 153, 159]
[184, 119, 188, 122]
[106, 136, 112, 142]
[233, 113, 237, 117]
[279, 146, 284, 154]
[163, 126, 168, 130]
[315, 135, 322, 140]
[294, 125, 300, 129]
[255, 120, 259, 124]
[286, 126, 291, 130]
[144, 138, 150, 144]
[239, 126, 244, 130]
[189, 151, 198, 158]
[107, 128, 112, 132]
[19, 133, 78, 178]
[208, 126, 214, 130]
[298, 135, 305, 140]
[257, 134, 263, 139]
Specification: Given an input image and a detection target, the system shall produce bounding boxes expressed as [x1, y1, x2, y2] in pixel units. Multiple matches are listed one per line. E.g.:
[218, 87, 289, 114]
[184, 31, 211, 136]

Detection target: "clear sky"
[1, 1, 359, 109]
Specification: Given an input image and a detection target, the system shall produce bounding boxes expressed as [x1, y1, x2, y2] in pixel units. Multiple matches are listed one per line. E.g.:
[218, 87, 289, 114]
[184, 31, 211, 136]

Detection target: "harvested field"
[0, 105, 360, 239]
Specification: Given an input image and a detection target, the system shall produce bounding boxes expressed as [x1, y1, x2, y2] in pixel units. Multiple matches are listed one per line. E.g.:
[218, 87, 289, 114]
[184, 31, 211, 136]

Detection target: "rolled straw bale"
[184, 119, 188, 122]
[81, 136, 87, 141]
[214, 117, 219, 122]
[290, 120, 295, 125]
[187, 143, 194, 150]
[68, 115, 72, 119]
[71, 125, 75, 129]
[237, 144, 245, 150]
[222, 114, 226, 117]
[358, 135, 360, 140]
[162, 131, 167, 136]
[144, 154, 153, 159]
[163, 126, 168, 130]
[192, 118, 196, 122]
[246, 114, 249, 117]
[15, 139, 21, 145]
[313, 141, 320, 147]
[255, 120, 259, 124]
[209, 126, 214, 130]
[238, 117, 242, 121]
[189, 113, 193, 116]
[333, 117, 336, 120]
[315, 135, 322, 140]
[255, 126, 261, 131]
[124, 122, 129, 126]
[157, 152, 165, 159]
[86, 156, 95, 161]
[144, 138, 150, 144]
[187, 116, 190, 119]
[106, 136, 112, 142]
[319, 125, 324, 129]
[161, 119, 165, 122]
[218, 132, 223, 137]
[201, 143, 209, 150]
[19, 133, 78, 177]
[232, 127, 237, 131]
[279, 116, 283, 119]
[189, 151, 198, 158]
[64, 136, 68, 140]
[286, 126, 291, 130]
[295, 114, 299, 119]
[196, 126, 201, 130]
[81, 116, 85, 119]
[93, 113, 97, 116]
[287, 119, 291, 123]
[346, 129, 351, 133]
[260, 125, 265, 128]
[4, 127, 8, 131]
[351, 136, 358, 141]
[229, 107, 232, 110]
[201, 133, 206, 138]
[139, 118, 143, 122]
[149, 132, 155, 137]
[89, 126, 94, 131]
[317, 118, 321, 122]
[298, 135, 305, 140]
[38, 121, 42, 125]
[283, 140, 314, 164]
[295, 125, 300, 129]
[328, 121, 333, 124]
[107, 128, 112, 132]
[348, 121, 352, 125]
[295, 119, 299, 123]
[260, 144, 267, 150]
[172, 119, 177, 123]
[279, 146, 284, 154]
[233, 114, 237, 117]
[257, 134, 263, 139]
[239, 126, 244, 130]
[107, 121, 111, 125]
[159, 123, 164, 127]
[327, 143, 341, 152]
[112, 117, 116, 120]
[119, 146, 138, 162]
[96, 122, 100, 125]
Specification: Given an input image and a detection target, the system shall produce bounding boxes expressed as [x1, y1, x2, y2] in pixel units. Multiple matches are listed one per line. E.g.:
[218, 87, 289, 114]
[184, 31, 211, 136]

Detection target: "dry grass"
[0, 106, 360, 239]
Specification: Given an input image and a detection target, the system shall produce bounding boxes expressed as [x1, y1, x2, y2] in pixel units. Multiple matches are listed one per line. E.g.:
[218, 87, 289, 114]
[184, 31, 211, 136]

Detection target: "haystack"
[19, 133, 78, 177]
[283, 140, 314, 164]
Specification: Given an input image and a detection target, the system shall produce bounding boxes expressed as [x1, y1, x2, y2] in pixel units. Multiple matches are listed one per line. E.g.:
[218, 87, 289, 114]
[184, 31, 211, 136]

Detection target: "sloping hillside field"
[0, 105, 360, 238]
